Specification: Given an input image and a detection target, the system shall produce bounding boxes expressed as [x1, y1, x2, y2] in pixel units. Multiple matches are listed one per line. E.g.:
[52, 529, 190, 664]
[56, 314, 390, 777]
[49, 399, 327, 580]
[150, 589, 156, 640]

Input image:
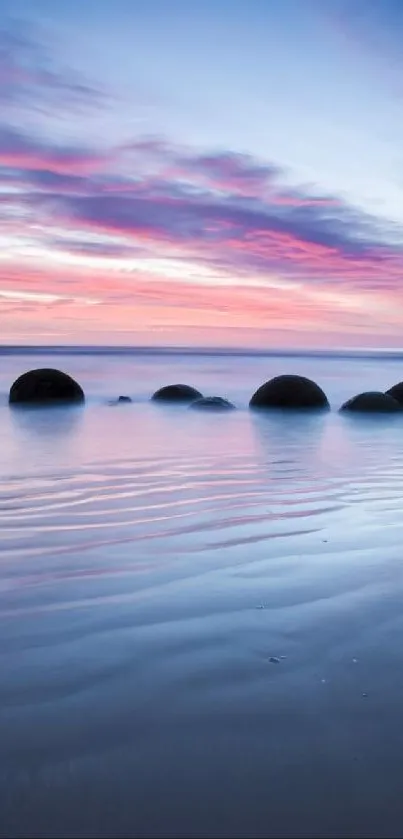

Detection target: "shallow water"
[1, 350, 403, 838]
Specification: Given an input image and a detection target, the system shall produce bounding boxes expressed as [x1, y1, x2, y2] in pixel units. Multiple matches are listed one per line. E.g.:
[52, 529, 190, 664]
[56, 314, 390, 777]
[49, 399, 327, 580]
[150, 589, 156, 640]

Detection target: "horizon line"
[1, 344, 403, 359]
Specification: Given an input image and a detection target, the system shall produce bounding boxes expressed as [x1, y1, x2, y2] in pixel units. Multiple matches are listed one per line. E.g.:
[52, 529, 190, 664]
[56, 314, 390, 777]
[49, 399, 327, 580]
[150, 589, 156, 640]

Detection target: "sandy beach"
[1, 349, 403, 837]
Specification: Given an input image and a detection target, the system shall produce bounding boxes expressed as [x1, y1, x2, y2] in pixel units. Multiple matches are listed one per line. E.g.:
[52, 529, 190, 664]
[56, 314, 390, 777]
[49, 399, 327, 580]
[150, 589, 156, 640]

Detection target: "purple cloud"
[47, 237, 149, 259]
[2, 124, 403, 292]
[0, 20, 105, 114]
[0, 125, 109, 174]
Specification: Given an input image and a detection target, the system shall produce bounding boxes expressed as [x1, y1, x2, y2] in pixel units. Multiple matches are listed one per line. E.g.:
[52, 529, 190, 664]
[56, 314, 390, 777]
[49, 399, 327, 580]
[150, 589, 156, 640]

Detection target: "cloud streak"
[0, 20, 105, 115]
[10, 130, 400, 293]
[2, 117, 403, 344]
[0, 126, 109, 174]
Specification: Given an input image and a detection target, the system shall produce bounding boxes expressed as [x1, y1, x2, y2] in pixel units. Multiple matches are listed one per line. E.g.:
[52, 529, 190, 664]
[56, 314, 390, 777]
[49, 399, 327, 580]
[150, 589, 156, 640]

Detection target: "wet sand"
[1, 350, 403, 837]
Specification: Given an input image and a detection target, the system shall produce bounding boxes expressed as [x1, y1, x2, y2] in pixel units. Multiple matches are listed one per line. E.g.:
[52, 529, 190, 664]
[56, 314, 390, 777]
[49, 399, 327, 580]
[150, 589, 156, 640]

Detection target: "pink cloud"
[0, 126, 109, 174]
[3, 127, 403, 346]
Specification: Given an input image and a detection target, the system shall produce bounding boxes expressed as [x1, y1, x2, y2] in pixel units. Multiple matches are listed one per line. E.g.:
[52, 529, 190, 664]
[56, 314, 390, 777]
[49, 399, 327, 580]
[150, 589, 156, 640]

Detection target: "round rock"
[340, 391, 401, 413]
[151, 384, 203, 403]
[250, 375, 329, 410]
[190, 396, 235, 411]
[108, 395, 132, 405]
[9, 368, 84, 405]
[385, 382, 403, 405]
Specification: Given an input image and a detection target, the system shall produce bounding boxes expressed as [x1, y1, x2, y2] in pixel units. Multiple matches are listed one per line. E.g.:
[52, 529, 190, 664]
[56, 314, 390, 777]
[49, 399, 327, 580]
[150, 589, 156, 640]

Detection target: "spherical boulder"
[189, 396, 235, 411]
[151, 384, 203, 403]
[9, 368, 84, 405]
[249, 375, 329, 410]
[340, 391, 401, 413]
[385, 382, 403, 405]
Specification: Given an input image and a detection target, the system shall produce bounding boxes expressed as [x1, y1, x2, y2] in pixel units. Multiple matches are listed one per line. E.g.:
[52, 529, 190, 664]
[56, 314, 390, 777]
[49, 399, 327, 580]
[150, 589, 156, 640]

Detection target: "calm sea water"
[2, 349, 403, 838]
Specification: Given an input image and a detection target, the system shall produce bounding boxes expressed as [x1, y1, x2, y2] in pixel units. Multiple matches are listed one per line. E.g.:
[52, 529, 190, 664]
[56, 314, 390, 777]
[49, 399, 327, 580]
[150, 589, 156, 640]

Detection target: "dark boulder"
[108, 395, 132, 405]
[9, 368, 84, 405]
[340, 391, 401, 413]
[152, 384, 203, 403]
[190, 396, 235, 411]
[385, 382, 403, 405]
[250, 375, 329, 410]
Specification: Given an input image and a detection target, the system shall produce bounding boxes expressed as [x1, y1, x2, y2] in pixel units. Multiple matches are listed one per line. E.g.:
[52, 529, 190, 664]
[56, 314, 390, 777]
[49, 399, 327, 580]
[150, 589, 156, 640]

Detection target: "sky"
[1, 0, 403, 348]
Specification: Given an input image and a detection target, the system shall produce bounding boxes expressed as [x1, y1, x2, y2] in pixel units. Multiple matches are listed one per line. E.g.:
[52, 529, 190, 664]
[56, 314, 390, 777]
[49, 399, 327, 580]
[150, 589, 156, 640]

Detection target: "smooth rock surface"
[9, 368, 84, 405]
[152, 384, 203, 403]
[189, 396, 235, 411]
[340, 391, 401, 413]
[385, 382, 403, 405]
[250, 374, 329, 410]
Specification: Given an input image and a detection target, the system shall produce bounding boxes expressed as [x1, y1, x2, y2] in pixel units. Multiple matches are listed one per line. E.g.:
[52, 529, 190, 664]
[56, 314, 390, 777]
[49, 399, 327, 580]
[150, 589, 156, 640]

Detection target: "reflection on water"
[9, 403, 84, 436]
[1, 353, 403, 837]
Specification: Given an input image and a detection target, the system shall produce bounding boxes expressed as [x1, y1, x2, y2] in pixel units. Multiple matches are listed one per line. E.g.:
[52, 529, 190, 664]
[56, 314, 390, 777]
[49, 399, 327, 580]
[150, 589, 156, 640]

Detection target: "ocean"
[1, 347, 403, 838]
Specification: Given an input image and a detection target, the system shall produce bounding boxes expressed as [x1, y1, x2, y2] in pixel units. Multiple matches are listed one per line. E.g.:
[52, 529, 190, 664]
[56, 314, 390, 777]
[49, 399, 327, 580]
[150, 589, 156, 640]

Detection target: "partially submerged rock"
[250, 375, 329, 410]
[151, 384, 203, 403]
[385, 382, 403, 405]
[108, 395, 132, 405]
[9, 368, 84, 405]
[189, 396, 235, 411]
[340, 391, 401, 413]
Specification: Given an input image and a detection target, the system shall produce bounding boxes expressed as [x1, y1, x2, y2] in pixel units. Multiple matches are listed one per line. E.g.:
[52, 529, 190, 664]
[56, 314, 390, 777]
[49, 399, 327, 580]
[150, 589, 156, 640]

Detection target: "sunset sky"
[1, 0, 403, 348]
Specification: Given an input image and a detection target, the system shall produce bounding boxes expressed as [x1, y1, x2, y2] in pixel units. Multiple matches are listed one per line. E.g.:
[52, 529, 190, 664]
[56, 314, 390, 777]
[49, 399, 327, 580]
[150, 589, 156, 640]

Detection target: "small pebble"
[269, 656, 280, 664]
[352, 658, 358, 664]
[321, 678, 327, 683]
[362, 692, 368, 698]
